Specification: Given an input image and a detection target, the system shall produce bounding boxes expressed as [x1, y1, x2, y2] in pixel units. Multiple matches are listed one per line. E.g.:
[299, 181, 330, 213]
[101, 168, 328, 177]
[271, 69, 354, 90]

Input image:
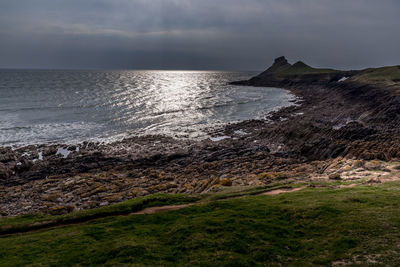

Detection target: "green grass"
[0, 193, 199, 234]
[354, 66, 400, 82]
[0, 184, 293, 234]
[2, 182, 400, 265]
[352, 66, 400, 94]
[280, 61, 338, 76]
[200, 183, 303, 202]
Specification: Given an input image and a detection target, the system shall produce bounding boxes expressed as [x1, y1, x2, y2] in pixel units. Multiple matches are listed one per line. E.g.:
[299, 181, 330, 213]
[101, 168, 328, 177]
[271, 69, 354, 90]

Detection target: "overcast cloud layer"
[0, 0, 399, 70]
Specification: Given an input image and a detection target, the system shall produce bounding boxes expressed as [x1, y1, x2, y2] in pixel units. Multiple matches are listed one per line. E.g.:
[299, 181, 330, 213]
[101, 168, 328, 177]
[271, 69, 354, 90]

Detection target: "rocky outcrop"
[258, 56, 292, 76]
[0, 148, 17, 180]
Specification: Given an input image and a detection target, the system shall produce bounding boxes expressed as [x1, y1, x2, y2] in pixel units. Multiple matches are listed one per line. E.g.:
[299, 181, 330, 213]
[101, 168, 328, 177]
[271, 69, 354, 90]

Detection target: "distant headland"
[233, 56, 400, 94]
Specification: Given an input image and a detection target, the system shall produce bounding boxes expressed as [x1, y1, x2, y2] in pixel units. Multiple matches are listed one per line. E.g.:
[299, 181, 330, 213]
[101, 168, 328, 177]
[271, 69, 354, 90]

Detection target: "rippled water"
[0, 70, 295, 146]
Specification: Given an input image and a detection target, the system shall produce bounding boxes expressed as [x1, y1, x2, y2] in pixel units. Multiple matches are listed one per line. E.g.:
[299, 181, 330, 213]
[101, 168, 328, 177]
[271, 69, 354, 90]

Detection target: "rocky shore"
[1, 57, 399, 216]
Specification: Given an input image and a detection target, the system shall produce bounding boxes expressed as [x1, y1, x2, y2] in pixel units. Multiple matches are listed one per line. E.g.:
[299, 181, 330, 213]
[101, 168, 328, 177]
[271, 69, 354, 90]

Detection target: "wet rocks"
[0, 163, 11, 180]
[333, 122, 376, 141]
[15, 158, 32, 173]
[0, 148, 16, 163]
[0, 148, 17, 180]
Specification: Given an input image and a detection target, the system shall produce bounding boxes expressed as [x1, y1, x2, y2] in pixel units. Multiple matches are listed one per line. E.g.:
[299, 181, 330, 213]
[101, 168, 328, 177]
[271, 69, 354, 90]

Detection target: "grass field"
[2, 182, 400, 266]
[352, 66, 400, 94]
[354, 66, 400, 82]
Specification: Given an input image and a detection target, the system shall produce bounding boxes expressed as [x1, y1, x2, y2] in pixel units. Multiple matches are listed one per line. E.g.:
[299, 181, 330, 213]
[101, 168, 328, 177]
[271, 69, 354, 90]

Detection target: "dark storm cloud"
[0, 0, 399, 70]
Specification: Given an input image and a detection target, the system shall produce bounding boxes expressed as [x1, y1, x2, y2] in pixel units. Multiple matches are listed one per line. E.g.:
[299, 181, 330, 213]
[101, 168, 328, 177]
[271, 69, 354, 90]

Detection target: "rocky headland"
[1, 57, 400, 216]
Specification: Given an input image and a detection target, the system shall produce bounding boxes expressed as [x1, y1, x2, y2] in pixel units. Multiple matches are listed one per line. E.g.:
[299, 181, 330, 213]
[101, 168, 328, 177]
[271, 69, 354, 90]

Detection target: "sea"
[0, 70, 295, 147]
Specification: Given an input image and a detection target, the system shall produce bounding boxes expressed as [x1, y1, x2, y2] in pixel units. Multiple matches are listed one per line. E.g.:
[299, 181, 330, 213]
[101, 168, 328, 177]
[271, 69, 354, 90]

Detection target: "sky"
[0, 0, 399, 70]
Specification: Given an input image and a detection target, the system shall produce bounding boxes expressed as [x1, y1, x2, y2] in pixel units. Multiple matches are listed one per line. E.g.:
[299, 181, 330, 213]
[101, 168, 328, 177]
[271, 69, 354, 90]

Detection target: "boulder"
[15, 158, 32, 173]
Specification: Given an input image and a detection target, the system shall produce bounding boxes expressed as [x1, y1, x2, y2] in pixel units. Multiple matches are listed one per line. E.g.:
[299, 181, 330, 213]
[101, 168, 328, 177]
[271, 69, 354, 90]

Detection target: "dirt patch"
[262, 186, 307, 195]
[339, 184, 359, 188]
[132, 204, 193, 215]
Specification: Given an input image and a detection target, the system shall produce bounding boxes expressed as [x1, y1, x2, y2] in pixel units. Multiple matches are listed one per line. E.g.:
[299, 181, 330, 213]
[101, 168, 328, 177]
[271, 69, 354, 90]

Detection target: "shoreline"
[1, 73, 400, 216]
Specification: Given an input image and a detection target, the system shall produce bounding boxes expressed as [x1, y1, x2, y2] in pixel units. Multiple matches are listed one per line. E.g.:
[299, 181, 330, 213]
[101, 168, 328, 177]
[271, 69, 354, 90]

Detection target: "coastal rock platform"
[1, 57, 399, 216]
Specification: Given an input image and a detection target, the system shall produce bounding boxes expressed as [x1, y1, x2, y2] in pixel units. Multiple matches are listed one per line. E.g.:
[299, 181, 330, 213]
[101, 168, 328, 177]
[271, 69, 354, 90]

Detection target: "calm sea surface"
[0, 70, 295, 146]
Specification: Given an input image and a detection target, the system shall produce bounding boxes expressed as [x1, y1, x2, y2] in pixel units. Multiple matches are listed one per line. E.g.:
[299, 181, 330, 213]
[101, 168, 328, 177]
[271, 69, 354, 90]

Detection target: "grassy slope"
[258, 59, 400, 90]
[267, 61, 400, 94]
[354, 66, 400, 82]
[2, 182, 400, 265]
[279, 61, 338, 76]
[351, 66, 400, 94]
